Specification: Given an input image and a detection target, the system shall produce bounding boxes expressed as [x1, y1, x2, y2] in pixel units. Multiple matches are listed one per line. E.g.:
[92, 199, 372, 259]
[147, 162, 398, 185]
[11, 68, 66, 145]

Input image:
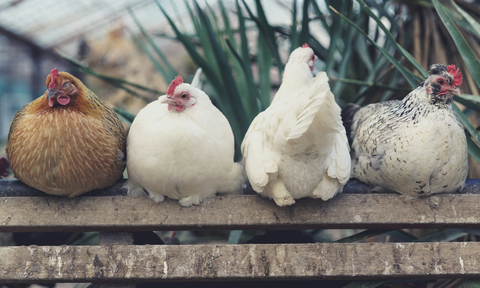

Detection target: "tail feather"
[218, 162, 246, 194]
[341, 103, 360, 144]
[191, 68, 203, 89]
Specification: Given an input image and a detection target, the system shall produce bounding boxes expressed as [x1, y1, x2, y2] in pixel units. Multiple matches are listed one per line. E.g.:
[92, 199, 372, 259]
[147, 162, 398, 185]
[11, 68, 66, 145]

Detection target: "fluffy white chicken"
[343, 64, 468, 196]
[125, 72, 245, 207]
[241, 44, 351, 206]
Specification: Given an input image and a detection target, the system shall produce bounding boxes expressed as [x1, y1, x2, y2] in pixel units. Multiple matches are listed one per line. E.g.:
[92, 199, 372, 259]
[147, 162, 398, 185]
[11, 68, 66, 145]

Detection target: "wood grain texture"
[2, 191, 480, 232]
[1, 242, 480, 283]
[2, 178, 480, 197]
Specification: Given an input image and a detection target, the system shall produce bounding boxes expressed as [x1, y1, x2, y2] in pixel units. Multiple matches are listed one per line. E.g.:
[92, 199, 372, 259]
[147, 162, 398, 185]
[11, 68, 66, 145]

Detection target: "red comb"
[302, 43, 310, 48]
[447, 65, 462, 86]
[167, 75, 183, 96]
[49, 68, 59, 89]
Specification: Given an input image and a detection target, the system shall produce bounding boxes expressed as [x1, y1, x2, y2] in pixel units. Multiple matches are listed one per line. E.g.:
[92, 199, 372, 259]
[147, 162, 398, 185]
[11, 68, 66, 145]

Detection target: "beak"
[308, 55, 318, 72]
[160, 95, 177, 105]
[47, 89, 61, 100]
[449, 86, 461, 97]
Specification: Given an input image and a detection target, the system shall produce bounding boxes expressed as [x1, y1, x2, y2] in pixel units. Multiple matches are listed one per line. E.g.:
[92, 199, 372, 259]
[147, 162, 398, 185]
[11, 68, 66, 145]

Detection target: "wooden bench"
[2, 179, 480, 286]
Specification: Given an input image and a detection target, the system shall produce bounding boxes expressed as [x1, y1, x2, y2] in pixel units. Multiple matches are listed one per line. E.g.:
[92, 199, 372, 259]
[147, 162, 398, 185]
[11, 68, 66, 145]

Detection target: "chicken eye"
[63, 82, 70, 88]
[181, 93, 188, 99]
[437, 79, 445, 85]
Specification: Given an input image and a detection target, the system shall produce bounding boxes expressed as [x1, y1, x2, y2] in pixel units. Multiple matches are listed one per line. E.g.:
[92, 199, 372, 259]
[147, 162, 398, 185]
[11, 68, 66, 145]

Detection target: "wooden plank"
[0, 179, 128, 197]
[96, 233, 135, 287]
[2, 192, 480, 232]
[1, 242, 480, 283]
[2, 178, 480, 197]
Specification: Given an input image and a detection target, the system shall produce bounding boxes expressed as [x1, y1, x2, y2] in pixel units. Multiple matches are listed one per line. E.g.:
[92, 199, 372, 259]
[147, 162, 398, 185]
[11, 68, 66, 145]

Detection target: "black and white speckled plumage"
[345, 64, 468, 196]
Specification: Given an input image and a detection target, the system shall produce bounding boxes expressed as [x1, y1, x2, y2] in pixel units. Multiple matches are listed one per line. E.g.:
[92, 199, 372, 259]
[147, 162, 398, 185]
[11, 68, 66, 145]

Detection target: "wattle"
[48, 96, 71, 107]
[57, 96, 70, 106]
[48, 98, 55, 107]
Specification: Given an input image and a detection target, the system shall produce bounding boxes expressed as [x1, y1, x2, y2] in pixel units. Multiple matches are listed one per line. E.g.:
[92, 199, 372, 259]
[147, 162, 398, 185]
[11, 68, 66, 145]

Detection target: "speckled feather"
[346, 64, 468, 196]
[6, 71, 126, 197]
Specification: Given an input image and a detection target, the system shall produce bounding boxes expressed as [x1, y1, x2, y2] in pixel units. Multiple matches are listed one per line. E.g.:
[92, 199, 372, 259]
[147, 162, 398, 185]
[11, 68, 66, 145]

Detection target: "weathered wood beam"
[1, 242, 480, 283]
[2, 191, 480, 232]
[0, 179, 128, 197]
[97, 232, 135, 288]
[2, 179, 480, 197]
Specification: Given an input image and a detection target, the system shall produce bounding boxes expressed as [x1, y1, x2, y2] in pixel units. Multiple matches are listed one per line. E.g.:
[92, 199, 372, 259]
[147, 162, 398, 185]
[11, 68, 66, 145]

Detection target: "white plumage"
[125, 72, 245, 207]
[241, 45, 351, 206]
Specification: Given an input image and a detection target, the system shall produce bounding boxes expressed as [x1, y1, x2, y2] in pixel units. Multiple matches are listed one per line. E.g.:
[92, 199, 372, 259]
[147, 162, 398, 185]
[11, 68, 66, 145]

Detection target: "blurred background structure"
[0, 0, 295, 141]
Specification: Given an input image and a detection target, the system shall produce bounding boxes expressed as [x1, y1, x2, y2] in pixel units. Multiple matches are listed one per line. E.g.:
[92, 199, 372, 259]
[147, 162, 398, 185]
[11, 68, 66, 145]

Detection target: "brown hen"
[6, 68, 126, 197]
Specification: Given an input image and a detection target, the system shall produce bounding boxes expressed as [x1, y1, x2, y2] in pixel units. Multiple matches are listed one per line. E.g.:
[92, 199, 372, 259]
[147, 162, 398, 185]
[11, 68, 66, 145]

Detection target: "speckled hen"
[6, 68, 126, 197]
[343, 64, 468, 196]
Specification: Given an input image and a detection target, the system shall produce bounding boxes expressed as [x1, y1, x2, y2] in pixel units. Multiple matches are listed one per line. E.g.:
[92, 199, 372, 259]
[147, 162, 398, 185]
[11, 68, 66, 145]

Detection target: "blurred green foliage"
[59, 0, 480, 164]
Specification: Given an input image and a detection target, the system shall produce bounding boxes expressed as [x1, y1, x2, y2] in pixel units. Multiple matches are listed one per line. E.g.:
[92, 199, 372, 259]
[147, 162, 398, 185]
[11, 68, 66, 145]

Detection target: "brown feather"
[6, 71, 126, 197]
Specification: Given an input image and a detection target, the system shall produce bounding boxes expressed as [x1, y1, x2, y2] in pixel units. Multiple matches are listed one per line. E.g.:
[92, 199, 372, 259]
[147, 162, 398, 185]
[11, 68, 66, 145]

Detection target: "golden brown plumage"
[6, 69, 126, 197]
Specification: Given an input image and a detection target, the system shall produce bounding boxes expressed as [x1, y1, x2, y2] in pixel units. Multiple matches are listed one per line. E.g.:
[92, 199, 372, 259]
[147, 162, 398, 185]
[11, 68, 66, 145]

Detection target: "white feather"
[191, 68, 203, 89]
[241, 46, 351, 206]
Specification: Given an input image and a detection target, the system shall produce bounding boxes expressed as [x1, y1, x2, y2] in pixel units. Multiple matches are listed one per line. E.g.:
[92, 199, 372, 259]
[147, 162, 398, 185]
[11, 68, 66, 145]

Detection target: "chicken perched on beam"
[241, 44, 351, 206]
[125, 71, 245, 207]
[6, 68, 126, 197]
[343, 64, 468, 196]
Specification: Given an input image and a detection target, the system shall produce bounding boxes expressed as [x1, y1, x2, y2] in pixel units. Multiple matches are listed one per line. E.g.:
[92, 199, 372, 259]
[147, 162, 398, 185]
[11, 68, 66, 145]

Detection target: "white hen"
[241, 44, 351, 206]
[125, 73, 245, 207]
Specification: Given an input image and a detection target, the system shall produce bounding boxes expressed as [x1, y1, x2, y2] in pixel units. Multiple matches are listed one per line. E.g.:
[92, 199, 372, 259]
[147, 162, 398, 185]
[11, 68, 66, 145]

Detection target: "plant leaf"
[129, 31, 170, 82]
[299, 0, 310, 45]
[461, 94, 480, 103]
[343, 280, 390, 288]
[290, 0, 299, 51]
[225, 38, 260, 120]
[194, 1, 249, 133]
[330, 77, 411, 91]
[155, 0, 224, 104]
[432, 0, 480, 88]
[414, 229, 467, 242]
[56, 50, 155, 103]
[355, 0, 428, 78]
[460, 279, 480, 288]
[387, 230, 417, 242]
[329, 6, 420, 88]
[228, 230, 243, 244]
[334, 229, 395, 243]
[467, 136, 480, 164]
[453, 103, 480, 144]
[127, 6, 177, 81]
[113, 107, 136, 123]
[451, 1, 480, 37]
[257, 34, 273, 109]
[241, 0, 283, 77]
[455, 96, 480, 112]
